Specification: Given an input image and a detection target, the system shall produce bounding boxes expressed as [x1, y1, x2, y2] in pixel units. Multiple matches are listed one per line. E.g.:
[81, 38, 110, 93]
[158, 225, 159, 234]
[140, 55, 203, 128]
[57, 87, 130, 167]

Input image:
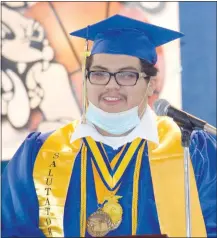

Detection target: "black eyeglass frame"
[86, 70, 150, 86]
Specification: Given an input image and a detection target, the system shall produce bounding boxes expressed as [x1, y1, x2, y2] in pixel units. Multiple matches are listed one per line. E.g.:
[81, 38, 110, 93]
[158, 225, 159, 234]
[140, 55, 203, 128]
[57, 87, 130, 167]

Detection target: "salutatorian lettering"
[49, 161, 56, 167]
[45, 207, 51, 216]
[53, 153, 59, 159]
[46, 217, 51, 226]
[45, 187, 52, 196]
[48, 169, 53, 177]
[46, 178, 53, 186]
[48, 227, 52, 236]
[43, 152, 60, 236]
[45, 197, 50, 206]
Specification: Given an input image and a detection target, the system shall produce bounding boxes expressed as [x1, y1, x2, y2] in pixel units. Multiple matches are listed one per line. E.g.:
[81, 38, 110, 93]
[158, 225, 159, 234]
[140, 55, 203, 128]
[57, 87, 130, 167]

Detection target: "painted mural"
[1, 2, 182, 160]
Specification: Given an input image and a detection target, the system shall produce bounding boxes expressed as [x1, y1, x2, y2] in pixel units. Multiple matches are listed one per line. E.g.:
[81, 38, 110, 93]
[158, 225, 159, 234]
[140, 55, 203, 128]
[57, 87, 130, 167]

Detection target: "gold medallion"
[86, 209, 113, 237]
[102, 196, 123, 230]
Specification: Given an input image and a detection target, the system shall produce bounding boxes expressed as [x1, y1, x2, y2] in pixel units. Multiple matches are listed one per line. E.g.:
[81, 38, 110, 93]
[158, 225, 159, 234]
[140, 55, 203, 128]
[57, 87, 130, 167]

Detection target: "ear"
[147, 77, 157, 96]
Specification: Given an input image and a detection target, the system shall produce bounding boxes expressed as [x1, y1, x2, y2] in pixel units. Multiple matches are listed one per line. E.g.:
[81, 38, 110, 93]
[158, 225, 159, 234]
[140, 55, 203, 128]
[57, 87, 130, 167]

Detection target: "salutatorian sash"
[33, 117, 206, 237]
[148, 117, 206, 237]
[33, 121, 81, 237]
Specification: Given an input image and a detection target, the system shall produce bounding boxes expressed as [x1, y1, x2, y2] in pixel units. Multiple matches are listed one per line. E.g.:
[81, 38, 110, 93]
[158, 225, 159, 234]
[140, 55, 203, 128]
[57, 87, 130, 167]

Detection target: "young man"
[2, 15, 216, 237]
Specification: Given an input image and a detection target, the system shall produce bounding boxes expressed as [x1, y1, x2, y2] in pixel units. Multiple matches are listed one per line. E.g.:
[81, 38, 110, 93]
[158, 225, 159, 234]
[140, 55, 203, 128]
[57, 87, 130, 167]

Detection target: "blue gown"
[1, 130, 216, 237]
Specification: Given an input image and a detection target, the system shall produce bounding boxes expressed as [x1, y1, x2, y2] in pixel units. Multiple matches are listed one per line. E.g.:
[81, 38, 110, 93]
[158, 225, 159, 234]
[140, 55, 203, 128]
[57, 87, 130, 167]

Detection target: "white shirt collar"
[70, 105, 159, 150]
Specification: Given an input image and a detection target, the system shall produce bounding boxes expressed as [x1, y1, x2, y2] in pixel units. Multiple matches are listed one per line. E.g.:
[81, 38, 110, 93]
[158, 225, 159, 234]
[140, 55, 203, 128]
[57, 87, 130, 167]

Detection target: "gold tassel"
[80, 145, 87, 237]
[81, 39, 91, 124]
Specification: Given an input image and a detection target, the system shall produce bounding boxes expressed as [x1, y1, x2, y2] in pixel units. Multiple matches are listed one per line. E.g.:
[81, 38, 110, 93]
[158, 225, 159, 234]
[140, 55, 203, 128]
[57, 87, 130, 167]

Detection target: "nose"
[105, 75, 120, 89]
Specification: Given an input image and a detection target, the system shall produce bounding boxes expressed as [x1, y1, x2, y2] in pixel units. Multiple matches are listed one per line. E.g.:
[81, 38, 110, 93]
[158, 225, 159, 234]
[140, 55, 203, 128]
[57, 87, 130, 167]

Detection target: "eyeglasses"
[86, 71, 150, 86]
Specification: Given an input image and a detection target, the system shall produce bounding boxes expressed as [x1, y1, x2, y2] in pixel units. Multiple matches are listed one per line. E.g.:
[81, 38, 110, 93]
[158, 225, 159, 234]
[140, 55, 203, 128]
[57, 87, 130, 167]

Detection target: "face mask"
[86, 102, 140, 135]
[85, 81, 151, 135]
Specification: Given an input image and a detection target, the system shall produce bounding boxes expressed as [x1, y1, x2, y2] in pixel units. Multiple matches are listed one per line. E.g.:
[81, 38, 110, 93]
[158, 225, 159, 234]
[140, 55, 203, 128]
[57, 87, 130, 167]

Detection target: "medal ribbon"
[83, 137, 143, 190]
[91, 145, 126, 204]
[132, 140, 146, 235]
[89, 139, 146, 235]
[99, 142, 127, 170]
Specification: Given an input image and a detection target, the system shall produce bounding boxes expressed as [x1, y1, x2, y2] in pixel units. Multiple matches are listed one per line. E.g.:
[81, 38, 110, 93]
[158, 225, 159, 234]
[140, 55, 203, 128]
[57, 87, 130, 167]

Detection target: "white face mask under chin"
[85, 82, 151, 136]
[86, 102, 140, 135]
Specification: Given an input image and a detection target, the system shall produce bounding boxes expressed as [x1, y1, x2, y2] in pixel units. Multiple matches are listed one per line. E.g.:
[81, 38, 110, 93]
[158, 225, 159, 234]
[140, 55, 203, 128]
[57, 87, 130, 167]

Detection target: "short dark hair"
[85, 55, 93, 71]
[139, 58, 158, 78]
[86, 55, 158, 79]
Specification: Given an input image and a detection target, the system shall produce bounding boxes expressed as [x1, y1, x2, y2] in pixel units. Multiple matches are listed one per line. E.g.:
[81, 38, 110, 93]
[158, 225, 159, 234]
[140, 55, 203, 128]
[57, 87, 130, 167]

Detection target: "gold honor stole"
[33, 117, 206, 237]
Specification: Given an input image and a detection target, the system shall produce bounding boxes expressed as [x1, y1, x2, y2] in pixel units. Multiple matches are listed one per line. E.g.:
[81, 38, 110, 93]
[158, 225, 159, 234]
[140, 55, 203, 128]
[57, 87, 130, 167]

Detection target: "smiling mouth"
[102, 96, 122, 104]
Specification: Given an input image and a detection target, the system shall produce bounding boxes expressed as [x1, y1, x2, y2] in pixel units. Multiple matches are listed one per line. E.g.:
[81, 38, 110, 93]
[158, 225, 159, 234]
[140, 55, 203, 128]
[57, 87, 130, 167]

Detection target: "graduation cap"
[70, 14, 184, 65]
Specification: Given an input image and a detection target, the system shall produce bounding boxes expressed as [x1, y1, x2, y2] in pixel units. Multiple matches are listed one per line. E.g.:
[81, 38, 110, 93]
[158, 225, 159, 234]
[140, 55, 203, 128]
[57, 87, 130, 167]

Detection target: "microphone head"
[153, 99, 170, 116]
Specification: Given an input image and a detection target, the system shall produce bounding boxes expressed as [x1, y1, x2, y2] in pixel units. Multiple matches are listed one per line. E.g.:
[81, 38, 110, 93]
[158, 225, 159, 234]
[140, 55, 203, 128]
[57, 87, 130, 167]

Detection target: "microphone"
[153, 99, 217, 136]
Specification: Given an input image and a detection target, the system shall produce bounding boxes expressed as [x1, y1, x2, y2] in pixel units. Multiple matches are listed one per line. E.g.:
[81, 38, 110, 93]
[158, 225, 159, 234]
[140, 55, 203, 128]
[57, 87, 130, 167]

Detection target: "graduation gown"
[1, 118, 216, 237]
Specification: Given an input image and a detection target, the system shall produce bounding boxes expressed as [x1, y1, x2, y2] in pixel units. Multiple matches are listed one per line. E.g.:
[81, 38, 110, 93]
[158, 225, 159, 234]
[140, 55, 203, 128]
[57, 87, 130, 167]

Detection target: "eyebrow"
[90, 65, 139, 71]
[90, 65, 108, 71]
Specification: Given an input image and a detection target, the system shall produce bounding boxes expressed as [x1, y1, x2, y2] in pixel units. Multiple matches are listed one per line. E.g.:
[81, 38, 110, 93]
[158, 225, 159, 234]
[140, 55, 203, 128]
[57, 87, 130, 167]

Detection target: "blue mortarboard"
[70, 14, 184, 65]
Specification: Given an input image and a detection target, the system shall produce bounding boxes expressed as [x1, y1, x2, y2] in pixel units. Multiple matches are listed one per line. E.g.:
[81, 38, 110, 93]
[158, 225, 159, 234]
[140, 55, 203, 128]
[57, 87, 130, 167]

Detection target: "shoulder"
[7, 121, 79, 169]
[21, 131, 53, 154]
[155, 116, 181, 145]
[156, 116, 181, 133]
[4, 131, 53, 174]
[156, 116, 216, 149]
[26, 121, 79, 149]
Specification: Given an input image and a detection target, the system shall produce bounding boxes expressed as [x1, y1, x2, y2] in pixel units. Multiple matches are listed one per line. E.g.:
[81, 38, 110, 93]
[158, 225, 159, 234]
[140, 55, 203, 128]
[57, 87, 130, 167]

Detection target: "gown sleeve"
[190, 131, 216, 237]
[1, 132, 50, 237]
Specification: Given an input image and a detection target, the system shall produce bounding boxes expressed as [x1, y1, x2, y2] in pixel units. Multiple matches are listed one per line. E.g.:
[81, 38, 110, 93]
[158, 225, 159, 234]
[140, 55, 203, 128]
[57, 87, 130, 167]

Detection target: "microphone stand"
[180, 127, 193, 238]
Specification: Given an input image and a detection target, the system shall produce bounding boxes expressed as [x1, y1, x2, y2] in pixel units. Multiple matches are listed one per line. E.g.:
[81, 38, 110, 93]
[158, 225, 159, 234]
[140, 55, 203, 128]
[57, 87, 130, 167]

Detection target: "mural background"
[1, 2, 216, 162]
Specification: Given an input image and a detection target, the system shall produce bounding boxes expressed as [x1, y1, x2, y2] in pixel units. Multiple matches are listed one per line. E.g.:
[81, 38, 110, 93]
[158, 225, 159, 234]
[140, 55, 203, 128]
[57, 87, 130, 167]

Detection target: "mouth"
[102, 96, 123, 105]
